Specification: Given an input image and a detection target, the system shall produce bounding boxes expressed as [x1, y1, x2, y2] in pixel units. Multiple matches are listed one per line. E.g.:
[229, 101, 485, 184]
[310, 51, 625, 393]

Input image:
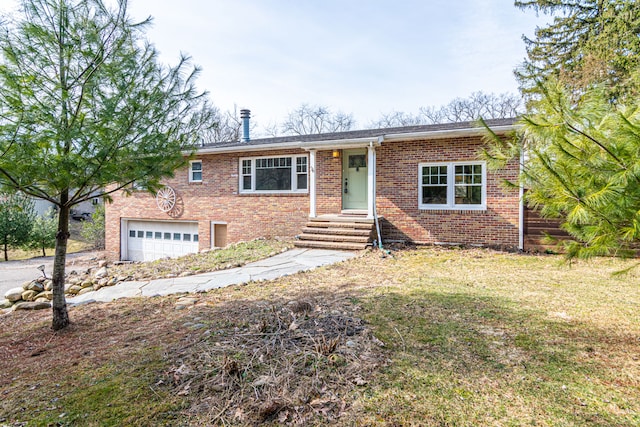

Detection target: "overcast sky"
[0, 0, 544, 135]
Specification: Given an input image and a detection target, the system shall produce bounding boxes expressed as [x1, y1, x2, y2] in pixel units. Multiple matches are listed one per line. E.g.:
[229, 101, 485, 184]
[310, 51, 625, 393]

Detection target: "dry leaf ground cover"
[0, 246, 639, 426]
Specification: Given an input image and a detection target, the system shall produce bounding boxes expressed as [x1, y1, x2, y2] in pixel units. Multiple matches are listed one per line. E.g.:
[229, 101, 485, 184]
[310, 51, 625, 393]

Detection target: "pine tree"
[0, 193, 35, 261]
[516, 0, 640, 102]
[484, 77, 640, 258]
[26, 208, 58, 257]
[0, 0, 214, 329]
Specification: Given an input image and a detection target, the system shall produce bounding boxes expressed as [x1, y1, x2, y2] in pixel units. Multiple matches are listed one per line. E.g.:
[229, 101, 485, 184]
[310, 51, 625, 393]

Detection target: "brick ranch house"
[105, 116, 526, 261]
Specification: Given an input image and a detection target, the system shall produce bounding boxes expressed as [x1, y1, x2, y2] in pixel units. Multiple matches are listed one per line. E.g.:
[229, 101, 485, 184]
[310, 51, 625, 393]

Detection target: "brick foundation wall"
[376, 138, 520, 249]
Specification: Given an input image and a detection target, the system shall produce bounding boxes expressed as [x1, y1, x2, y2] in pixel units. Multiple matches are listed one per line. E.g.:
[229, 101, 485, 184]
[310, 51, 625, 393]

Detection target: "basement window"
[239, 155, 308, 194]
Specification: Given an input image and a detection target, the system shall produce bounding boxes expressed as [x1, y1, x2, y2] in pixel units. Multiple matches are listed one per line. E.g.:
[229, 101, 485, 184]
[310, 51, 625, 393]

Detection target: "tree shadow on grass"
[1, 279, 638, 426]
[356, 288, 640, 426]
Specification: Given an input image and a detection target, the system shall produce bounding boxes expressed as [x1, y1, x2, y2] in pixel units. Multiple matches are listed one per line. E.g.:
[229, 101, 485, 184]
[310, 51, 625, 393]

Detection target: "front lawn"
[0, 247, 638, 426]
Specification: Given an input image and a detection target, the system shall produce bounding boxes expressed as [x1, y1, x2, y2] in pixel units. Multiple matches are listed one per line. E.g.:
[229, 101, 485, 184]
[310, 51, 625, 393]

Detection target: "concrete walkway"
[68, 248, 356, 305]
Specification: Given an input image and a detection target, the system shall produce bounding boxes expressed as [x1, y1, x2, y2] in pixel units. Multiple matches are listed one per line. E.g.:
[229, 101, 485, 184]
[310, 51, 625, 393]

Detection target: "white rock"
[27, 282, 45, 292]
[12, 301, 51, 311]
[94, 267, 108, 279]
[0, 299, 12, 309]
[21, 290, 39, 301]
[5, 287, 24, 302]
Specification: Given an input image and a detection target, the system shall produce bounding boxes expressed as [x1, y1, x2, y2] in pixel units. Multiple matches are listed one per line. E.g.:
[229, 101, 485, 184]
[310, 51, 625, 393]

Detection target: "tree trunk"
[51, 203, 70, 330]
[4, 241, 7, 261]
[42, 244, 46, 257]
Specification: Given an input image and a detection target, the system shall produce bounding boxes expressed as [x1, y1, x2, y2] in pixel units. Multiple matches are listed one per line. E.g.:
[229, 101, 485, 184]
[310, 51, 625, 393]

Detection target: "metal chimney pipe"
[240, 109, 251, 142]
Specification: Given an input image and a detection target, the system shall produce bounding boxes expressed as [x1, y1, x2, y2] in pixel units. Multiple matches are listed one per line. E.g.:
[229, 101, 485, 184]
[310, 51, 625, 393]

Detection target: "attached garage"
[124, 220, 199, 261]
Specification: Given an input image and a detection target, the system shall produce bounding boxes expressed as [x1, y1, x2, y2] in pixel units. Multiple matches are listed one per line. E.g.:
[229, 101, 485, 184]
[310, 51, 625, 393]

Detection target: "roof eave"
[192, 123, 520, 155]
[300, 136, 383, 151]
[383, 124, 519, 142]
[194, 141, 303, 155]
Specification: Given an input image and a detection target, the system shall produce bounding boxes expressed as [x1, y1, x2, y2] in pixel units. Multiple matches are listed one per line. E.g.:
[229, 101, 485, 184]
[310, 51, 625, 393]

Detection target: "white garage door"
[126, 220, 199, 262]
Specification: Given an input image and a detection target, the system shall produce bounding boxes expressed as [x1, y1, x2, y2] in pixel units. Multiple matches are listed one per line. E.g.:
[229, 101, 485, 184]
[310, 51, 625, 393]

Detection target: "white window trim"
[418, 161, 487, 211]
[239, 154, 309, 194]
[189, 160, 203, 183]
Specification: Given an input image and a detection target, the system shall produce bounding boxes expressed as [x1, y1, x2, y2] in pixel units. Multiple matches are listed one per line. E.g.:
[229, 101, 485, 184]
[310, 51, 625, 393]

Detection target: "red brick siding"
[316, 150, 342, 214]
[105, 149, 310, 258]
[376, 138, 519, 248]
[105, 136, 520, 258]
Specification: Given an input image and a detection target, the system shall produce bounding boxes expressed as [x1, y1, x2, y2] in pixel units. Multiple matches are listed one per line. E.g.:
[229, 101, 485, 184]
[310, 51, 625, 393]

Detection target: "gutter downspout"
[518, 148, 525, 251]
[309, 149, 317, 218]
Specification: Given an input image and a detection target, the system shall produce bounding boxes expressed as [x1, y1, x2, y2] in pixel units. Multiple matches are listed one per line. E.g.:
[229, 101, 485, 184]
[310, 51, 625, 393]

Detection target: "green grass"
[351, 248, 640, 426]
[0, 220, 92, 261]
[0, 239, 91, 261]
[29, 350, 183, 426]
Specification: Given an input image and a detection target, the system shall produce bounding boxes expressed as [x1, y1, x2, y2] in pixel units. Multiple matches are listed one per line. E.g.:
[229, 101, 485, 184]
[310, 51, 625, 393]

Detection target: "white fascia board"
[299, 137, 383, 151]
[193, 141, 303, 155]
[192, 137, 383, 155]
[383, 125, 519, 142]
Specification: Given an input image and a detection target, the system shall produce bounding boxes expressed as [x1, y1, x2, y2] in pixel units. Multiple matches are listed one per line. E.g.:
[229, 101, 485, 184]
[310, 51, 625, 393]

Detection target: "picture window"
[239, 155, 308, 193]
[419, 162, 486, 210]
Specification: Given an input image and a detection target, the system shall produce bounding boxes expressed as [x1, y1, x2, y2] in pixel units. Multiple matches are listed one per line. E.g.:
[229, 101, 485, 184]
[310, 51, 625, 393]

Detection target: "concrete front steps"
[294, 214, 376, 250]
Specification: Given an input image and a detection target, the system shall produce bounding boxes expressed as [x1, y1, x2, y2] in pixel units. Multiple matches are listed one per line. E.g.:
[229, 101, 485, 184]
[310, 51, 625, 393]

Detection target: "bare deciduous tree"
[199, 105, 244, 144]
[370, 111, 424, 128]
[280, 104, 355, 135]
[369, 92, 522, 128]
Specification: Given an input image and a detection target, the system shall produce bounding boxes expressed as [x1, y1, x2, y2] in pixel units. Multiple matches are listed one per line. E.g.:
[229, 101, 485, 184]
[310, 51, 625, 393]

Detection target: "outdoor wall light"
[332, 150, 340, 158]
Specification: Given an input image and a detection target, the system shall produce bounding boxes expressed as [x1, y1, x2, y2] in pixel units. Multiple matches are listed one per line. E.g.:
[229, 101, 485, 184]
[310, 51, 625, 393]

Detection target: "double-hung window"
[240, 155, 308, 193]
[419, 162, 486, 210]
[189, 160, 202, 182]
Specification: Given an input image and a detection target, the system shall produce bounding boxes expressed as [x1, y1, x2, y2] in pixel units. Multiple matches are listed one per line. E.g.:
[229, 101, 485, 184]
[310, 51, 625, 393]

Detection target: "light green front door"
[342, 149, 368, 210]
